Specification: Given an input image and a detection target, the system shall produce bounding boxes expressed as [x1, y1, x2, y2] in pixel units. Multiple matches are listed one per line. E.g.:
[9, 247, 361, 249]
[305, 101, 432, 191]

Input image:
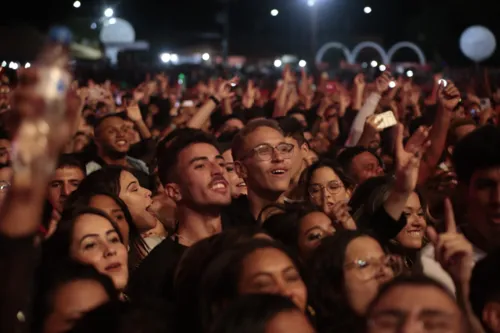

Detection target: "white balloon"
[100, 18, 135, 43]
[460, 26, 496, 62]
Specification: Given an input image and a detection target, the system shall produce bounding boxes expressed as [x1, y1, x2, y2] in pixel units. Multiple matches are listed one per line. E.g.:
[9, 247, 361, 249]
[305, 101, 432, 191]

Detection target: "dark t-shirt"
[127, 237, 187, 303]
[221, 195, 257, 228]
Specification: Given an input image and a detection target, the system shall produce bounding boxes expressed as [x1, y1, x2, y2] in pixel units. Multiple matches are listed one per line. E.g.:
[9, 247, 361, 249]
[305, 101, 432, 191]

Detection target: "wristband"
[210, 95, 221, 105]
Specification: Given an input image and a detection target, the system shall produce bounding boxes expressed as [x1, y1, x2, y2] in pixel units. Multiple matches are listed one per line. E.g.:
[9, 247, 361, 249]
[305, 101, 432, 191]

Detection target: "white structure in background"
[99, 18, 149, 65]
[460, 26, 497, 63]
[315, 41, 426, 66]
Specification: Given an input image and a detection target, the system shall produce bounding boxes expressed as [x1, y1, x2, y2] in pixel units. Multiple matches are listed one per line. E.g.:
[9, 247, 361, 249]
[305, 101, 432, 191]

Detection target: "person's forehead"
[244, 126, 284, 148]
[74, 213, 114, 234]
[373, 285, 458, 313]
[222, 149, 234, 163]
[53, 166, 85, 179]
[243, 247, 292, 269]
[345, 236, 383, 260]
[353, 151, 378, 164]
[471, 167, 500, 183]
[178, 142, 220, 162]
[284, 136, 299, 146]
[225, 118, 244, 126]
[99, 116, 125, 129]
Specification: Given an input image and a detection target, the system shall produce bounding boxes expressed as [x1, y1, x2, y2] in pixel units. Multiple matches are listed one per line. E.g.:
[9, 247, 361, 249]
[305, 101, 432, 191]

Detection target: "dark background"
[2, 0, 500, 66]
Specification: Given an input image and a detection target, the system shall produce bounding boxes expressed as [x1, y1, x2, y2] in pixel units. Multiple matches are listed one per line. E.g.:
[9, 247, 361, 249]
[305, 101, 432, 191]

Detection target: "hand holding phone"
[374, 111, 397, 130]
[480, 98, 492, 110]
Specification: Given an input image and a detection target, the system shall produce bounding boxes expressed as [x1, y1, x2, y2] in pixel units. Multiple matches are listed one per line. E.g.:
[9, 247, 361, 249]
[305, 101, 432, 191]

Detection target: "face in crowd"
[238, 246, 308, 312]
[236, 125, 294, 196]
[117, 170, 156, 232]
[367, 281, 464, 333]
[222, 148, 247, 198]
[297, 211, 336, 260]
[95, 116, 130, 158]
[307, 166, 350, 209]
[394, 192, 427, 250]
[69, 213, 129, 291]
[48, 165, 85, 213]
[283, 135, 309, 183]
[349, 151, 384, 185]
[166, 142, 232, 209]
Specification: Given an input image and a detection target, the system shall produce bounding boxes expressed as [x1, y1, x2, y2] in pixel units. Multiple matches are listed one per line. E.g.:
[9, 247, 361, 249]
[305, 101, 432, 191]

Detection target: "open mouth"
[116, 139, 128, 146]
[406, 229, 423, 237]
[236, 182, 246, 188]
[270, 168, 287, 175]
[209, 177, 229, 193]
[105, 262, 122, 272]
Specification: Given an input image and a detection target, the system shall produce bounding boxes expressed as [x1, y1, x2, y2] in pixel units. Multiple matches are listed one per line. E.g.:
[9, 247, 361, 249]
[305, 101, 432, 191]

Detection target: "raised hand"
[426, 198, 474, 285]
[394, 123, 431, 193]
[363, 114, 384, 135]
[126, 104, 143, 123]
[323, 200, 357, 231]
[242, 80, 256, 108]
[215, 77, 239, 101]
[438, 80, 461, 111]
[283, 64, 295, 83]
[353, 73, 366, 91]
[375, 72, 392, 94]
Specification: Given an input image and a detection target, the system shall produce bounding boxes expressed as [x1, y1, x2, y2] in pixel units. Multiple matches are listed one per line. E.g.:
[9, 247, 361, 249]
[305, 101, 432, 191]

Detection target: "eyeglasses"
[344, 254, 403, 281]
[0, 181, 11, 192]
[308, 180, 344, 197]
[242, 143, 294, 161]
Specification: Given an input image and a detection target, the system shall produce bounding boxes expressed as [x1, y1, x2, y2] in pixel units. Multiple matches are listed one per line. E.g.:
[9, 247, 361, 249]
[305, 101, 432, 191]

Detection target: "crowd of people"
[2, 58, 500, 333]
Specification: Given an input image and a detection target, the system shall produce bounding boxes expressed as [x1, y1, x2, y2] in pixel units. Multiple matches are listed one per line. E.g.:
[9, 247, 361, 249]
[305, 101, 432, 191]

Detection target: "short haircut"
[93, 112, 128, 134]
[231, 119, 283, 161]
[447, 118, 477, 147]
[367, 275, 457, 315]
[56, 154, 86, 175]
[157, 129, 220, 185]
[337, 146, 381, 174]
[470, 248, 500, 324]
[452, 125, 500, 183]
[278, 117, 306, 146]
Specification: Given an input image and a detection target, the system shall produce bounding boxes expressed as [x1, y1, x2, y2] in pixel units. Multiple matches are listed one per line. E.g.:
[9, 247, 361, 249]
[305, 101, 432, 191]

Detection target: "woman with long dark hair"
[199, 238, 310, 332]
[74, 166, 167, 250]
[64, 190, 149, 270]
[308, 230, 403, 333]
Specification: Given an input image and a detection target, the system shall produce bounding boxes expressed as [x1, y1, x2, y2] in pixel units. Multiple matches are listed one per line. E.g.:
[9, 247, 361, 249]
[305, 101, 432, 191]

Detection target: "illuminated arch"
[350, 41, 389, 64]
[315, 42, 352, 65]
[387, 42, 426, 65]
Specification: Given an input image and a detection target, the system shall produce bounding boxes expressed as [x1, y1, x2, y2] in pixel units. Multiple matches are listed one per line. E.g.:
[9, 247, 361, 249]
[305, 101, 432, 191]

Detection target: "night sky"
[4, 0, 500, 65]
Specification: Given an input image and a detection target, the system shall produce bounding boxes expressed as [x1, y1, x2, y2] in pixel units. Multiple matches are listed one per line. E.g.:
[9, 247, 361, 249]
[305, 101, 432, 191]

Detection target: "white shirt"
[420, 239, 486, 294]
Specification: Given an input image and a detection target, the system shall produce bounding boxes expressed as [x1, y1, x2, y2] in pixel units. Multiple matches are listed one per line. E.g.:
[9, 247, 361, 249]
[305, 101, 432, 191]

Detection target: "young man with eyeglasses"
[224, 119, 295, 225]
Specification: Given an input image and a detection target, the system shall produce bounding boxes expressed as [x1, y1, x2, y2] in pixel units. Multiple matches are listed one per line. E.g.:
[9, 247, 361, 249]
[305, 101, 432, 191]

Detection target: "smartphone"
[115, 94, 122, 106]
[470, 109, 479, 116]
[480, 98, 491, 110]
[438, 79, 447, 87]
[374, 111, 397, 130]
